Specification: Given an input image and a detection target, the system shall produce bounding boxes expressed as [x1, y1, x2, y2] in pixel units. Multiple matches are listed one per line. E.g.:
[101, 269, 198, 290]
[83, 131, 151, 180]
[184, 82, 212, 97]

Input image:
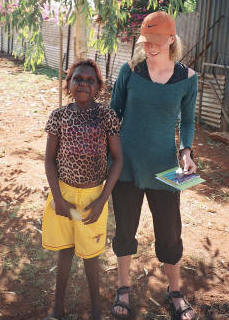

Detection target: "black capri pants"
[112, 181, 183, 265]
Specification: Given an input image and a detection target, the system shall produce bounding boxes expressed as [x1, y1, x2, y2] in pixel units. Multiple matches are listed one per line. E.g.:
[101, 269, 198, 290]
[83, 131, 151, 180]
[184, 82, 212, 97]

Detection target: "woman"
[110, 11, 197, 320]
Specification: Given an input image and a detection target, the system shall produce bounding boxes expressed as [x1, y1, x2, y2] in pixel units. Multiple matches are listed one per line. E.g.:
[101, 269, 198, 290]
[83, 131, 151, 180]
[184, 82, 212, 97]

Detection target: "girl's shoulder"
[97, 103, 119, 119]
[49, 104, 70, 118]
[97, 103, 113, 113]
[59, 104, 72, 112]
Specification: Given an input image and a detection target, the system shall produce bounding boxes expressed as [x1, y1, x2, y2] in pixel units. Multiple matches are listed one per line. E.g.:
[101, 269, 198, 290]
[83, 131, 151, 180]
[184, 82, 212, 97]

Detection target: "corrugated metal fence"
[0, 14, 200, 83]
[195, 0, 229, 73]
[194, 0, 229, 129]
[1, 6, 228, 129]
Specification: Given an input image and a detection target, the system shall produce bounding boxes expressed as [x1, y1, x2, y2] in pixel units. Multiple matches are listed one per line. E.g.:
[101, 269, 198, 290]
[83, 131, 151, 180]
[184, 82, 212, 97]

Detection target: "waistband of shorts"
[59, 180, 104, 193]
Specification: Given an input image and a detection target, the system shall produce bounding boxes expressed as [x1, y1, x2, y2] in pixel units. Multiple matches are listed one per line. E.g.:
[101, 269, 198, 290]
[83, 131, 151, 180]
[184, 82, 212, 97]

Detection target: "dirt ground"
[0, 55, 229, 320]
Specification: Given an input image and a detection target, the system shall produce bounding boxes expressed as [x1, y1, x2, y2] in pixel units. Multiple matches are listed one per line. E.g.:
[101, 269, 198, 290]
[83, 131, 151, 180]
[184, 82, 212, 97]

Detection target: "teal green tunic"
[110, 62, 198, 190]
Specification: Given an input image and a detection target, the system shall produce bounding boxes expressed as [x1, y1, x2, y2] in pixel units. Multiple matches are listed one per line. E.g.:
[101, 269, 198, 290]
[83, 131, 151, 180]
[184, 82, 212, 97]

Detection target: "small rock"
[0, 201, 8, 207]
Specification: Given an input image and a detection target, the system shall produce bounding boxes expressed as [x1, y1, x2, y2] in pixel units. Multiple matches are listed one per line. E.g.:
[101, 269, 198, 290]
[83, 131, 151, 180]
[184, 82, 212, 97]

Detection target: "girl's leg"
[54, 247, 74, 317]
[84, 256, 101, 320]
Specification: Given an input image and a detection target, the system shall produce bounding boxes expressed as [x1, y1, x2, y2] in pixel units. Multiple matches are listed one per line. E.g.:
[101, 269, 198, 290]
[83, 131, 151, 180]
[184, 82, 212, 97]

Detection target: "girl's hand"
[181, 149, 197, 174]
[52, 198, 75, 220]
[82, 196, 106, 225]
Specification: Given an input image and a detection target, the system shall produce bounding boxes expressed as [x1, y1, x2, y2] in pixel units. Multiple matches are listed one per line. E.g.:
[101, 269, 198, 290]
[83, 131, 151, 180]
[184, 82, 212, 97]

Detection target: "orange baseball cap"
[136, 11, 176, 45]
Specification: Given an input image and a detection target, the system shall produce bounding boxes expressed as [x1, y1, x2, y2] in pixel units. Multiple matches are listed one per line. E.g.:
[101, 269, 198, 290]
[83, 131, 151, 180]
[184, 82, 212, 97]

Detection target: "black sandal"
[111, 286, 131, 319]
[166, 287, 196, 320]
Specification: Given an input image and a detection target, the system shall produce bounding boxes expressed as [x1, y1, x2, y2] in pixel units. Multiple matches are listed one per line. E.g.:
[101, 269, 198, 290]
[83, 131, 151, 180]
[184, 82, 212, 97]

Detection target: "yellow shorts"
[42, 180, 108, 259]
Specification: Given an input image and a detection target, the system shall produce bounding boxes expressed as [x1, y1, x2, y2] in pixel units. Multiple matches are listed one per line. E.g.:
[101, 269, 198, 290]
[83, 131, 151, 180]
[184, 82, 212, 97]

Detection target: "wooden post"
[65, 25, 71, 71]
[7, 22, 10, 54]
[95, 21, 101, 62]
[1, 27, 3, 52]
[74, 6, 88, 61]
[131, 36, 136, 59]
[11, 26, 14, 55]
[59, 25, 63, 108]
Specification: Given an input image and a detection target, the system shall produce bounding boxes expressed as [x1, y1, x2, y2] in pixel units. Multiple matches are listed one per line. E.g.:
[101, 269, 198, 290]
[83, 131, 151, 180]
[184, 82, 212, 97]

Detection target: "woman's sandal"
[111, 286, 131, 319]
[166, 287, 196, 320]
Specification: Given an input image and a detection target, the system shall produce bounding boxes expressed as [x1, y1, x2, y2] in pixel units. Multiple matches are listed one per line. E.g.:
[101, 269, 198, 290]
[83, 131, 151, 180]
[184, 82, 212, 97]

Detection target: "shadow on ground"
[1, 202, 229, 320]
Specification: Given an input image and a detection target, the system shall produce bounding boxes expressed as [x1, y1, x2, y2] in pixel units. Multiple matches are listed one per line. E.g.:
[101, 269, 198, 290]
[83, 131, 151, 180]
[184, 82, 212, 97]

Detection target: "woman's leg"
[146, 190, 195, 320]
[164, 262, 180, 291]
[164, 263, 195, 319]
[114, 255, 132, 317]
[117, 255, 132, 288]
[84, 256, 101, 320]
[112, 181, 144, 317]
[54, 247, 75, 317]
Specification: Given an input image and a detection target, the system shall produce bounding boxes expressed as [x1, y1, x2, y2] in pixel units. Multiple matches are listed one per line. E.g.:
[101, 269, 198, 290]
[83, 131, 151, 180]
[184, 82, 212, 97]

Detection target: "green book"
[155, 167, 205, 191]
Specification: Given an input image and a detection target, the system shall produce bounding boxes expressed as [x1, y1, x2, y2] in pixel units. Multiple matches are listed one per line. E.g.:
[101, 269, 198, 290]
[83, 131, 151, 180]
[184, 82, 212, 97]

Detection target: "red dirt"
[0, 55, 229, 320]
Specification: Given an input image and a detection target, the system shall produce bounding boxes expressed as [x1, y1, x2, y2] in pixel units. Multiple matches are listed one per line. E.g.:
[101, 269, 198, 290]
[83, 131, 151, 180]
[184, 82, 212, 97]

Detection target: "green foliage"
[183, 0, 197, 13]
[92, 0, 132, 54]
[117, 0, 155, 41]
[1, 0, 45, 71]
[1, 0, 197, 71]
[118, 0, 197, 42]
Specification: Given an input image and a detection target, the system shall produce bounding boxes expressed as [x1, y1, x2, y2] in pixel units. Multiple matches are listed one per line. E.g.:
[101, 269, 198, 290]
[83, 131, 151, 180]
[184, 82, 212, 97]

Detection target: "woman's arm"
[110, 62, 131, 121]
[45, 133, 74, 219]
[82, 135, 123, 224]
[179, 68, 197, 174]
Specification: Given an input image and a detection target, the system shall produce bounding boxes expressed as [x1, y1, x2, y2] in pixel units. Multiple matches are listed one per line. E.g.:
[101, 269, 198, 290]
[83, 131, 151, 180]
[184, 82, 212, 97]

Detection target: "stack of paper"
[155, 167, 205, 191]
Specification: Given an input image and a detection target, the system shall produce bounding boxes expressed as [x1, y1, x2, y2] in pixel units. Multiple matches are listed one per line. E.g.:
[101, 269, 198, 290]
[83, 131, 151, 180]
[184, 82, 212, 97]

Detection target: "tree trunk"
[105, 52, 111, 81]
[74, 6, 88, 61]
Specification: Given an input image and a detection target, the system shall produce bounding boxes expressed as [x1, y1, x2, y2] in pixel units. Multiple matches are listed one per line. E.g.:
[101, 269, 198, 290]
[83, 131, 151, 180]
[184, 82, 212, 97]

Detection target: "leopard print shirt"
[45, 103, 120, 186]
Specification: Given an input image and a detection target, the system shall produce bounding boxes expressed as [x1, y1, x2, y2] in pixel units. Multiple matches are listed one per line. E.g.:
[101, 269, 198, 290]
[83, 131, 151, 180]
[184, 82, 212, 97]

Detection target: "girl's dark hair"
[63, 59, 104, 97]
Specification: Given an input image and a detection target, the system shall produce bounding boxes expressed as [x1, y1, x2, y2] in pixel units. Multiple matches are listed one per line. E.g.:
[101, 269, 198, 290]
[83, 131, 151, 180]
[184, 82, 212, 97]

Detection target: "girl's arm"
[45, 133, 74, 219]
[82, 135, 123, 224]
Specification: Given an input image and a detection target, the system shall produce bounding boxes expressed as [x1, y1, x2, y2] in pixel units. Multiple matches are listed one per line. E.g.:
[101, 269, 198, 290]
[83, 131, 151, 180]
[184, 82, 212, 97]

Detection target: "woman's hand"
[82, 196, 106, 225]
[180, 148, 197, 174]
[53, 197, 75, 220]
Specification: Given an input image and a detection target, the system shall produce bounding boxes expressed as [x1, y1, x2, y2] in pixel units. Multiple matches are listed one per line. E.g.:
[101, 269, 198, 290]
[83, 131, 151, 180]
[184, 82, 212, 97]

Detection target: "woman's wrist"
[179, 148, 193, 159]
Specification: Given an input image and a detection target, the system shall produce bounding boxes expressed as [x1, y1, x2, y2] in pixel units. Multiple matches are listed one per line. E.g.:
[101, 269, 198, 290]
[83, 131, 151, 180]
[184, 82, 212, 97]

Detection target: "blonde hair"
[129, 35, 183, 70]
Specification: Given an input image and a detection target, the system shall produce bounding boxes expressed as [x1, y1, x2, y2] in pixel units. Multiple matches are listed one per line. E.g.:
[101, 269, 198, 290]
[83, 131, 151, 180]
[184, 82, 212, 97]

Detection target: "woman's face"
[70, 65, 99, 105]
[144, 36, 174, 61]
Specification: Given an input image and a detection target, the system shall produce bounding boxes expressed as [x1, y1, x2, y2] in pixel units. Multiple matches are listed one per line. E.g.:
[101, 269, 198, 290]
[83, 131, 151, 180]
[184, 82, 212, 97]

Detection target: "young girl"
[42, 59, 122, 320]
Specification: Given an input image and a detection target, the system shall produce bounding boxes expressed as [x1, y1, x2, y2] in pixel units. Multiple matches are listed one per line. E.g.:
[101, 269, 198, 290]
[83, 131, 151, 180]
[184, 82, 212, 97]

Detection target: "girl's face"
[144, 36, 174, 61]
[70, 65, 100, 106]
